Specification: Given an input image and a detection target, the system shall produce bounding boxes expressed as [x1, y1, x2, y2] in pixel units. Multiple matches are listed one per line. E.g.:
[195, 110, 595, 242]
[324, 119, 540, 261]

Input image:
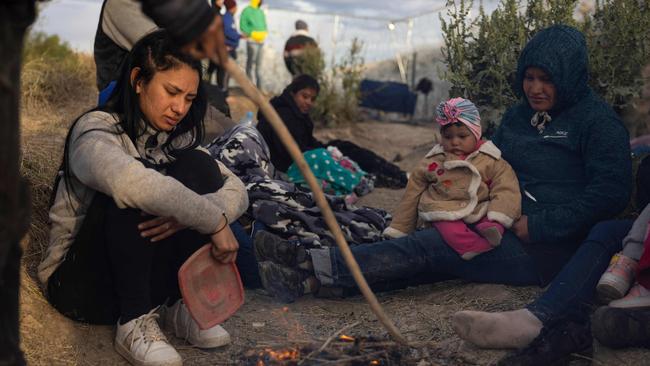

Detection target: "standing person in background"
[1, 0, 228, 364]
[240, 0, 267, 88]
[218, 0, 242, 92]
[283, 20, 318, 77]
[206, 0, 224, 88]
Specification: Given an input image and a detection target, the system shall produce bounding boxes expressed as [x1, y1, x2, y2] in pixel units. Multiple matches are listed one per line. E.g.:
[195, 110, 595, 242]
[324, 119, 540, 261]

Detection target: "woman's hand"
[210, 225, 239, 264]
[139, 216, 186, 242]
[511, 215, 531, 243]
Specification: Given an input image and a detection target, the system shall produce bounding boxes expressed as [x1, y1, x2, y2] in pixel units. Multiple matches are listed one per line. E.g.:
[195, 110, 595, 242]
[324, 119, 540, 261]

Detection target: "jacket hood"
[516, 25, 590, 112]
[250, 0, 261, 8]
[273, 88, 309, 118]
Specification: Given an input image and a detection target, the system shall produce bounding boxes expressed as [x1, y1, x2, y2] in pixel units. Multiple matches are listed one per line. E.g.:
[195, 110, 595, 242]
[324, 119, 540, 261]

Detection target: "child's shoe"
[475, 220, 505, 247]
[609, 283, 650, 308]
[596, 253, 638, 304]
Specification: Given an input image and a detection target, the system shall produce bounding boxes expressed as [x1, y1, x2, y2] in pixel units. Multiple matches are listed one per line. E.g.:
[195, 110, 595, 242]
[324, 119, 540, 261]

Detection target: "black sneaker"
[497, 319, 592, 366]
[258, 261, 305, 303]
[253, 231, 307, 267]
[592, 306, 650, 349]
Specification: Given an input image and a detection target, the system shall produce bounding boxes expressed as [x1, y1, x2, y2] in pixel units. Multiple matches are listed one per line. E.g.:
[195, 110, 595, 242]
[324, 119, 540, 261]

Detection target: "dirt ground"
[18, 94, 650, 365]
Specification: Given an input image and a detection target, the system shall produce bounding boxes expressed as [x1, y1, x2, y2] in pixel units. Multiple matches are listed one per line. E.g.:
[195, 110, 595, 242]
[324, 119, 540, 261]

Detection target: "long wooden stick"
[222, 59, 408, 346]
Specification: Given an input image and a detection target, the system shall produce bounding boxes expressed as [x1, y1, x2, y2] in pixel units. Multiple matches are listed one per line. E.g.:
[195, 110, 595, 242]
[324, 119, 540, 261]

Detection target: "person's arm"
[527, 116, 632, 244]
[69, 113, 225, 234]
[261, 104, 299, 172]
[102, 0, 158, 50]
[485, 158, 521, 228]
[139, 0, 213, 46]
[138, 0, 227, 62]
[384, 161, 430, 238]
[239, 8, 252, 37]
[306, 125, 325, 149]
[223, 13, 241, 45]
[202, 159, 249, 222]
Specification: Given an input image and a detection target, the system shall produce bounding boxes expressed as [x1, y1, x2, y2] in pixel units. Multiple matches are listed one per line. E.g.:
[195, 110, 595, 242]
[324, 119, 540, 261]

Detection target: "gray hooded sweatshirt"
[38, 111, 248, 285]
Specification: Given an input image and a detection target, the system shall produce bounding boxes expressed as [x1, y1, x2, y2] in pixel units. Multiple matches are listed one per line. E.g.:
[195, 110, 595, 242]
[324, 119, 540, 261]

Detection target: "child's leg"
[474, 217, 505, 247]
[432, 220, 493, 260]
[597, 254, 640, 304]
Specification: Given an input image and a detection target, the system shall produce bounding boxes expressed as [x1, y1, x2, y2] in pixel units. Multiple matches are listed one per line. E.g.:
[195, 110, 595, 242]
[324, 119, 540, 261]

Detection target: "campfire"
[245, 333, 409, 365]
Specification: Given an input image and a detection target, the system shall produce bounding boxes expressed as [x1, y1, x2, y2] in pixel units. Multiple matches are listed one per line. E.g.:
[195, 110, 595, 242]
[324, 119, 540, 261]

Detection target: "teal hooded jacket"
[492, 25, 632, 282]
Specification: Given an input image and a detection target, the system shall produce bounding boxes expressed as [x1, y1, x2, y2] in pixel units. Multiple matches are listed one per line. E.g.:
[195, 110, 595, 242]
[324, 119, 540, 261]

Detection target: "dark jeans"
[47, 150, 258, 324]
[232, 220, 265, 289]
[527, 220, 632, 323]
[0, 1, 35, 365]
[313, 220, 632, 325]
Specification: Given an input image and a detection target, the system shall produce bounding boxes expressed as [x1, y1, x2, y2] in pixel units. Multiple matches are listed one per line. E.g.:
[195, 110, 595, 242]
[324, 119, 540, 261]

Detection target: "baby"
[384, 97, 521, 259]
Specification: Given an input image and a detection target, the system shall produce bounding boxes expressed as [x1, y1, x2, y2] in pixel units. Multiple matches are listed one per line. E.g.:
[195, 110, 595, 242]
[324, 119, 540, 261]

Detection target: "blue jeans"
[527, 220, 632, 323]
[245, 41, 263, 88]
[311, 220, 632, 324]
[232, 221, 266, 288]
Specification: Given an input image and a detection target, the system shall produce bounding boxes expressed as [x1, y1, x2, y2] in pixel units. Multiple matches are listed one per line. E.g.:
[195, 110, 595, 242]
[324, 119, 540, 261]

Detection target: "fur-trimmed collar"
[291, 29, 311, 37]
[425, 140, 502, 160]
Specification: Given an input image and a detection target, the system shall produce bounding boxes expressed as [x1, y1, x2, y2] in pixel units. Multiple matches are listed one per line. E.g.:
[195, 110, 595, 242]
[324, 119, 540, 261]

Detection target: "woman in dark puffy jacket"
[256, 74, 323, 173]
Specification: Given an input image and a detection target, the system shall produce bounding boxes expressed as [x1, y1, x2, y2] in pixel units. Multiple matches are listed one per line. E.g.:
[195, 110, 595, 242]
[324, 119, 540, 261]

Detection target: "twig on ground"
[298, 322, 360, 365]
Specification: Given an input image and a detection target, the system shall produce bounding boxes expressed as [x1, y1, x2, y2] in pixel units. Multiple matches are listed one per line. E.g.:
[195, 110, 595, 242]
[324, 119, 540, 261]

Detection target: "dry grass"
[20, 45, 96, 280]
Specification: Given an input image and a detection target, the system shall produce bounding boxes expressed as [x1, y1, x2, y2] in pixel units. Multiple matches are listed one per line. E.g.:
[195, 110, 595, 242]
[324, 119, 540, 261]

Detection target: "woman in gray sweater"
[38, 31, 248, 366]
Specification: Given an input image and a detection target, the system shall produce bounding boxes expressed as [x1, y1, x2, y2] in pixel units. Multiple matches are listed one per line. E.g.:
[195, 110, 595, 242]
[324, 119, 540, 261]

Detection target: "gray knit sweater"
[38, 111, 248, 284]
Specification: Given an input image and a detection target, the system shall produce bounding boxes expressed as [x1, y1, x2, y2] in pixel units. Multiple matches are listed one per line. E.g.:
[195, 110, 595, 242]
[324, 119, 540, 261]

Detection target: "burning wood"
[339, 335, 355, 342]
[255, 347, 301, 365]
[244, 334, 413, 365]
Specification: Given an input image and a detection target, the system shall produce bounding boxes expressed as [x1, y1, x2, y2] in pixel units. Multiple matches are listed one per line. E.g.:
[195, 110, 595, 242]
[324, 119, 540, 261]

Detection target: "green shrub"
[293, 45, 326, 80]
[297, 39, 365, 126]
[584, 0, 650, 135]
[440, 0, 650, 135]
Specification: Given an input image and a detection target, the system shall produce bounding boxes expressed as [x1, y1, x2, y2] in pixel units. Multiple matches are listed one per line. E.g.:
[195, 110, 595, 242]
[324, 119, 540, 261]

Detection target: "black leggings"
[47, 150, 223, 325]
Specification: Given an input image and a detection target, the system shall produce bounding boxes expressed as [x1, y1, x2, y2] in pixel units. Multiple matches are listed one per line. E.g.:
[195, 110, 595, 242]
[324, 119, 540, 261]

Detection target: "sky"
[33, 0, 500, 63]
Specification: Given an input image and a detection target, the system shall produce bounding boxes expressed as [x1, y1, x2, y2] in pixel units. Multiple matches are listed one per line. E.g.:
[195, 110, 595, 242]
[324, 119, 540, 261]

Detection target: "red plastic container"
[178, 244, 244, 330]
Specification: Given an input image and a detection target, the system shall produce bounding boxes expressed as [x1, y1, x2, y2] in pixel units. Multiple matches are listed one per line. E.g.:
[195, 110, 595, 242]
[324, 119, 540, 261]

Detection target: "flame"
[339, 334, 355, 342]
[370, 360, 380, 365]
[257, 347, 300, 363]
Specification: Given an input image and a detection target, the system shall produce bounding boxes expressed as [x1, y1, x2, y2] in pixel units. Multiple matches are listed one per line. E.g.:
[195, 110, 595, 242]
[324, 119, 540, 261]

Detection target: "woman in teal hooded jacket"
[254, 25, 632, 362]
[452, 24, 633, 359]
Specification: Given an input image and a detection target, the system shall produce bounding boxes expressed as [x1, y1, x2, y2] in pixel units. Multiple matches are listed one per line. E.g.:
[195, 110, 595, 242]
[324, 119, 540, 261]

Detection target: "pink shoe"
[597, 253, 638, 304]
[433, 220, 494, 260]
[609, 283, 650, 308]
[475, 220, 505, 247]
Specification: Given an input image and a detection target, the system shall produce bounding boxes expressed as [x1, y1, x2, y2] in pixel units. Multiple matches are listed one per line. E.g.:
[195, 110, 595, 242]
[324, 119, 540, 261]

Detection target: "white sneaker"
[114, 309, 182, 366]
[161, 299, 231, 349]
